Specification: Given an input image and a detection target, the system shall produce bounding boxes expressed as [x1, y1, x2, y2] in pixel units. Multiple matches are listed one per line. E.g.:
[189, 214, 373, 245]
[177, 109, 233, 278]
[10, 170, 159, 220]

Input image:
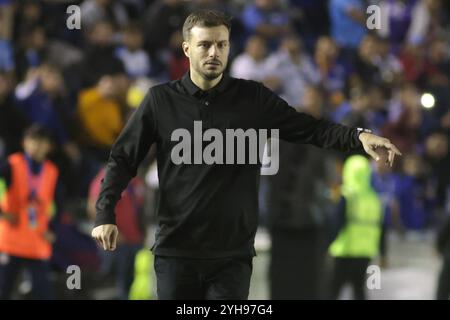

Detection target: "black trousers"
[270, 227, 326, 299]
[437, 254, 450, 300]
[154, 255, 253, 300]
[330, 257, 370, 300]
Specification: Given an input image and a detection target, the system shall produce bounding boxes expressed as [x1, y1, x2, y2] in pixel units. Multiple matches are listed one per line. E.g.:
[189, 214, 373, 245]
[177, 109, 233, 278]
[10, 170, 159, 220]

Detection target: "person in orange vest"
[0, 124, 59, 299]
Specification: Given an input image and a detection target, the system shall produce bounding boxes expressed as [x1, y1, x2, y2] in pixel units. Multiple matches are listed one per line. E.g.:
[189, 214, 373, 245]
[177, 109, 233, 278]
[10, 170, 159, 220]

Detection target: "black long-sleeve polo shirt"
[95, 72, 363, 259]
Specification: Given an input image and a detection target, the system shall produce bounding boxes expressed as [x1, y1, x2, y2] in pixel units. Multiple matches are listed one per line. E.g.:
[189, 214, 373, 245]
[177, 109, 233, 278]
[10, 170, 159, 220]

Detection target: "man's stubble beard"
[203, 71, 222, 80]
[198, 63, 227, 81]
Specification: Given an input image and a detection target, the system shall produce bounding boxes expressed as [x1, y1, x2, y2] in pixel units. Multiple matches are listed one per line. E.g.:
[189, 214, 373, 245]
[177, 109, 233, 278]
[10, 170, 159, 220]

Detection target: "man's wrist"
[356, 128, 372, 142]
[94, 213, 116, 227]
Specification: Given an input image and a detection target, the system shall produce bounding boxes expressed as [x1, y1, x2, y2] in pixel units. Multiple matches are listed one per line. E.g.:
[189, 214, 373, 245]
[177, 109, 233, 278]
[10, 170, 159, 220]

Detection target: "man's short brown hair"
[182, 10, 232, 41]
[23, 124, 52, 143]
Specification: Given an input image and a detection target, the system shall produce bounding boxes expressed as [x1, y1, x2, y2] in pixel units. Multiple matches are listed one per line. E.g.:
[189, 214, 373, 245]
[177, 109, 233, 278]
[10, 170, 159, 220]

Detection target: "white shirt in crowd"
[116, 47, 151, 78]
[230, 53, 270, 82]
[264, 51, 319, 108]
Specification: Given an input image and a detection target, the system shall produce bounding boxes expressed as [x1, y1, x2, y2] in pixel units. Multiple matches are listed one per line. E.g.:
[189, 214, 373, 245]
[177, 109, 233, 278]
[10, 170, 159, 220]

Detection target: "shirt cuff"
[353, 127, 372, 149]
[94, 212, 116, 227]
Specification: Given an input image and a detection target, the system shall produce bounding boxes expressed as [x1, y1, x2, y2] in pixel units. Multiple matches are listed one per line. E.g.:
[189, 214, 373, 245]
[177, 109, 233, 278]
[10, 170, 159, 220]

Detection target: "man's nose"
[208, 44, 220, 58]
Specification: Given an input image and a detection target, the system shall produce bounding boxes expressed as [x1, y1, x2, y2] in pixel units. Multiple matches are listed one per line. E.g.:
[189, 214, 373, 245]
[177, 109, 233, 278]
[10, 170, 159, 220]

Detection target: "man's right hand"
[91, 224, 119, 251]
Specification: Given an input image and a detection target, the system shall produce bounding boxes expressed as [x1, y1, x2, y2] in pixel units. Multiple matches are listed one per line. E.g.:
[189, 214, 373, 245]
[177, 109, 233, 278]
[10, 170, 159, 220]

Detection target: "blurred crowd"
[0, 0, 450, 300]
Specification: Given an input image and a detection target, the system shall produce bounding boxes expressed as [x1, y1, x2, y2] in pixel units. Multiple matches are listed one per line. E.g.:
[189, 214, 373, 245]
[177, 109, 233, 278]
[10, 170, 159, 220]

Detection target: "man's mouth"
[205, 61, 221, 66]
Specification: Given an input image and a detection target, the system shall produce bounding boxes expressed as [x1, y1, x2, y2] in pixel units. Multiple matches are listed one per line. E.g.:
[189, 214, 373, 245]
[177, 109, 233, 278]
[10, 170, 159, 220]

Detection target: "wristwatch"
[356, 127, 372, 140]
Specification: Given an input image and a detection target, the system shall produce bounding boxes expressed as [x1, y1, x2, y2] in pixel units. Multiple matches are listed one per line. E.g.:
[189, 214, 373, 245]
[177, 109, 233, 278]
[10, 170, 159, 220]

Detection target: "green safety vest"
[329, 155, 382, 258]
[129, 249, 154, 300]
[0, 179, 6, 201]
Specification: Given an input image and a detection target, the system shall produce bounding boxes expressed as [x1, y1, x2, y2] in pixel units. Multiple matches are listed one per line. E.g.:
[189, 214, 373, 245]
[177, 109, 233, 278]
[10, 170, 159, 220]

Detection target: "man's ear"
[182, 41, 189, 58]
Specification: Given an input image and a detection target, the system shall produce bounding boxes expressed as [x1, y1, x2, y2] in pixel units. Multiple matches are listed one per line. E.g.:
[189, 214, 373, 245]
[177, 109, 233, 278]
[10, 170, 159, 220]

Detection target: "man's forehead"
[190, 25, 229, 42]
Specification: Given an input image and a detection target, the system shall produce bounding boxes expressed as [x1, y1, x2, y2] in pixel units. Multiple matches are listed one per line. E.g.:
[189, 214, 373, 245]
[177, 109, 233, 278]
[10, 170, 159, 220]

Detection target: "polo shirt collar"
[181, 71, 230, 96]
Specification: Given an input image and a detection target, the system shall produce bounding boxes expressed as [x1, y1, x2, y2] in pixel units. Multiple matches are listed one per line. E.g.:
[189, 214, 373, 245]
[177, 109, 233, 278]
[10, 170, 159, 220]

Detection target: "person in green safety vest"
[328, 154, 383, 300]
[129, 248, 154, 300]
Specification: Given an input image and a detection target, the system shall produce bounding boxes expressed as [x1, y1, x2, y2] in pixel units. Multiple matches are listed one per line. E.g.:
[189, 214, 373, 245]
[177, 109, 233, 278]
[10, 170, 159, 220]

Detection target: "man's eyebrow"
[197, 40, 228, 44]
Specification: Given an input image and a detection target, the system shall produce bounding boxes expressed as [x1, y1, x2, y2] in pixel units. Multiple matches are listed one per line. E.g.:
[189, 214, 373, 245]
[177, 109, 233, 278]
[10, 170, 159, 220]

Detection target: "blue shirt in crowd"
[15, 83, 69, 145]
[329, 0, 366, 49]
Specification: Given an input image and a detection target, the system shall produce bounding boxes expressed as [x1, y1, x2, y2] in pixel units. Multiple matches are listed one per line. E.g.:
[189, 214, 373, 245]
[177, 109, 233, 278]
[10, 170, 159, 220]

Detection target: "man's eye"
[200, 44, 209, 48]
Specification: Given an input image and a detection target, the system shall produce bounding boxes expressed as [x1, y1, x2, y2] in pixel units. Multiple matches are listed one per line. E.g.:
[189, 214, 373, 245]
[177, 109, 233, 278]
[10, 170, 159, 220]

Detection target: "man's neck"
[190, 69, 222, 91]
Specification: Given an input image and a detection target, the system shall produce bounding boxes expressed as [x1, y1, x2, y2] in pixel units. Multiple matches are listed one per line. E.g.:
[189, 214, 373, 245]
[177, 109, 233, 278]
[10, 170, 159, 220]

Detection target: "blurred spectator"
[331, 86, 370, 129]
[167, 30, 189, 81]
[0, 125, 59, 299]
[46, 42, 84, 76]
[364, 85, 390, 133]
[80, 20, 125, 88]
[128, 247, 154, 300]
[77, 73, 129, 154]
[13, 0, 45, 42]
[312, 36, 347, 107]
[378, 0, 426, 51]
[382, 83, 423, 153]
[230, 35, 269, 81]
[15, 64, 81, 170]
[329, 155, 383, 300]
[436, 211, 450, 300]
[379, 0, 443, 48]
[264, 34, 318, 108]
[0, 39, 14, 73]
[88, 166, 145, 299]
[14, 64, 81, 164]
[143, 0, 188, 56]
[241, 0, 291, 51]
[288, 0, 330, 49]
[116, 23, 152, 79]
[314, 36, 346, 92]
[371, 149, 402, 268]
[0, 0, 13, 40]
[0, 72, 28, 160]
[352, 34, 385, 87]
[37, 1, 83, 45]
[399, 42, 429, 84]
[424, 132, 449, 213]
[394, 154, 435, 230]
[375, 36, 404, 85]
[300, 85, 325, 116]
[328, 0, 366, 56]
[423, 38, 450, 88]
[268, 94, 337, 299]
[188, 0, 233, 12]
[81, 0, 129, 30]
[120, 0, 147, 19]
[14, 26, 48, 82]
[441, 108, 450, 132]
[404, 0, 442, 45]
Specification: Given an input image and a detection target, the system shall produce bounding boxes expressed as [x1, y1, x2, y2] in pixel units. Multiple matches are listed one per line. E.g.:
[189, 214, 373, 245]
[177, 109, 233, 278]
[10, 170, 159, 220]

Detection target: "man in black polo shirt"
[92, 10, 401, 300]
